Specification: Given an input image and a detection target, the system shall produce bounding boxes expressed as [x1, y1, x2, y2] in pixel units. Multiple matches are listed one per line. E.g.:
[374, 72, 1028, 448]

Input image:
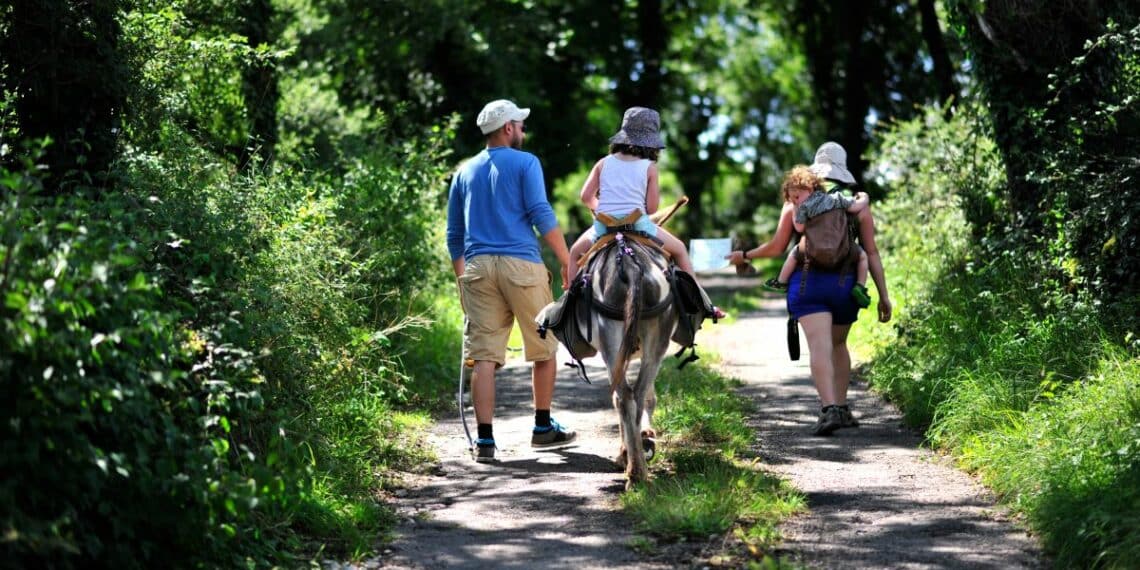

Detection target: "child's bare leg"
[856, 248, 868, 285]
[778, 248, 799, 284]
[655, 227, 693, 274]
[567, 233, 593, 285]
[657, 227, 726, 318]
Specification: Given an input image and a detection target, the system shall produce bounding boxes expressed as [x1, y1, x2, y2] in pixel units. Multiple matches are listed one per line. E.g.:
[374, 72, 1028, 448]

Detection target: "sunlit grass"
[959, 350, 1140, 568]
[848, 119, 1140, 566]
[620, 353, 804, 566]
[622, 450, 803, 538]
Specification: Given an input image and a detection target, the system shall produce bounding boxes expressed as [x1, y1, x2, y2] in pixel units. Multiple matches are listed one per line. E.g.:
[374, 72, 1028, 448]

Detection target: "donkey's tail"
[614, 257, 642, 392]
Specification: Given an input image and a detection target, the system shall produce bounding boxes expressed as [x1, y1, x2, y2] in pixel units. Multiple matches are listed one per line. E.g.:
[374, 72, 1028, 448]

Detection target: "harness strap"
[578, 212, 670, 268]
[566, 360, 592, 384]
[595, 210, 643, 227]
[582, 237, 673, 318]
[673, 343, 700, 368]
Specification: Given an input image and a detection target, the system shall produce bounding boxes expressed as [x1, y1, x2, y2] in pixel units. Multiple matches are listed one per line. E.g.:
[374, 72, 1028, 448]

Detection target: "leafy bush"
[0, 166, 288, 568]
[115, 123, 452, 558]
[1039, 22, 1140, 306]
[859, 91, 1140, 567]
[961, 352, 1140, 568]
[854, 100, 999, 359]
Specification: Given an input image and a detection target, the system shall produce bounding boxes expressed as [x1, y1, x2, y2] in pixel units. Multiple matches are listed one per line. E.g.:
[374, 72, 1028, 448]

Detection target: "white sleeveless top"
[597, 155, 651, 217]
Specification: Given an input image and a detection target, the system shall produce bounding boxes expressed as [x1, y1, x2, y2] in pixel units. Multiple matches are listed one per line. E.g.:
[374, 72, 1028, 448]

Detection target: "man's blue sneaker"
[472, 438, 496, 462]
[531, 419, 578, 448]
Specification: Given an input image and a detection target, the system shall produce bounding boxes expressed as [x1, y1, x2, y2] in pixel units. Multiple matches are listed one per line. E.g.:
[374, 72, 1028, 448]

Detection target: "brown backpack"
[799, 203, 858, 271]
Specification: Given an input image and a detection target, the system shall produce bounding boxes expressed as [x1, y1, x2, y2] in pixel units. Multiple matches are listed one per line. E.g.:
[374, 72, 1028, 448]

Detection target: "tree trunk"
[838, 0, 872, 184]
[238, 0, 279, 170]
[918, 0, 957, 113]
[0, 0, 126, 193]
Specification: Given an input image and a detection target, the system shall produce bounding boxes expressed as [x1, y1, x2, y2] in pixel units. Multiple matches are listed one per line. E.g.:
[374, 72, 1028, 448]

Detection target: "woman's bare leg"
[798, 312, 837, 406]
[831, 324, 853, 406]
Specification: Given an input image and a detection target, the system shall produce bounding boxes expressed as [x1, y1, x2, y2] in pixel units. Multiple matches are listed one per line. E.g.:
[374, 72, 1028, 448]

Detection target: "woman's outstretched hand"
[725, 250, 747, 265]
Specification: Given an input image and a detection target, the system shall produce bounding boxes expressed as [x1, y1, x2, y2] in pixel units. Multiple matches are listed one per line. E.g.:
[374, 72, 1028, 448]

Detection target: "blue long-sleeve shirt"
[446, 147, 558, 264]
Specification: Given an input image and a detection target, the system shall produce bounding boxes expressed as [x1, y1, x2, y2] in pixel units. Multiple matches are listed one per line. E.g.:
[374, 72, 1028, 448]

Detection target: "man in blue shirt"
[446, 99, 575, 462]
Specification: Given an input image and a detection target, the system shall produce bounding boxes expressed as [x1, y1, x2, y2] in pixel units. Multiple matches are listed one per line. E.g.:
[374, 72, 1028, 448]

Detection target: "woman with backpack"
[726, 142, 892, 436]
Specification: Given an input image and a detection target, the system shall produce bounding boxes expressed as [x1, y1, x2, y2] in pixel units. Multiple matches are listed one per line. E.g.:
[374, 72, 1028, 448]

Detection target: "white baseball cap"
[476, 99, 530, 135]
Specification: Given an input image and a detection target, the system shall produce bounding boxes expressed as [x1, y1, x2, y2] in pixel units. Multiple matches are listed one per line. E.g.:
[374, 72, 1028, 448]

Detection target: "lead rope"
[456, 317, 474, 451]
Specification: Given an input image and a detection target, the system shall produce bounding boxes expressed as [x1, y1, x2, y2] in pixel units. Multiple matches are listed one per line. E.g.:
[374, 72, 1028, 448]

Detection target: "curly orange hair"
[781, 165, 822, 203]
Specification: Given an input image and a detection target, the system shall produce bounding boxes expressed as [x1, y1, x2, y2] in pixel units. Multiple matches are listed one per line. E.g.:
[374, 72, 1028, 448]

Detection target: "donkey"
[585, 234, 677, 489]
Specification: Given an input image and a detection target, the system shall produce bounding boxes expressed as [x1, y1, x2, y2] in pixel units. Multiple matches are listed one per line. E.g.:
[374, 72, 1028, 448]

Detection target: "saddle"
[537, 238, 717, 383]
[577, 210, 668, 269]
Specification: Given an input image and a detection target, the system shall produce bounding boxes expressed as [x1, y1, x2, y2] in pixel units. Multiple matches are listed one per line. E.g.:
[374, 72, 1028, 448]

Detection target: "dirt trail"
[369, 278, 1045, 570]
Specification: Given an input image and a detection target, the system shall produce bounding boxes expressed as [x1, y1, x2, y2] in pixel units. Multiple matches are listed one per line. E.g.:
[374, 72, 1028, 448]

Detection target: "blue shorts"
[786, 269, 860, 325]
[592, 213, 658, 239]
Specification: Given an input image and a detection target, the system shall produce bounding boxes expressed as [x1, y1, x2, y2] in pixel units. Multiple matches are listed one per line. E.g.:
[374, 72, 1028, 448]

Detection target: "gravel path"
[370, 278, 1046, 569]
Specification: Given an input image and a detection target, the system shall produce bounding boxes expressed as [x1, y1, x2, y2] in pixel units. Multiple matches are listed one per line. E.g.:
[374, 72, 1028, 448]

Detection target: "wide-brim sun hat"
[476, 99, 530, 135]
[608, 107, 666, 149]
[809, 141, 856, 185]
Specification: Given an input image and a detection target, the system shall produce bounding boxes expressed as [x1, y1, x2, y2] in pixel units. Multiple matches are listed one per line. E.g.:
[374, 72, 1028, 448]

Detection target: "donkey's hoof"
[615, 450, 628, 469]
[642, 438, 656, 461]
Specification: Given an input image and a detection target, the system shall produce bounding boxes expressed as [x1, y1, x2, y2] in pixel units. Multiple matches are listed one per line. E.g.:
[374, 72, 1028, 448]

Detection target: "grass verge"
[621, 352, 805, 568]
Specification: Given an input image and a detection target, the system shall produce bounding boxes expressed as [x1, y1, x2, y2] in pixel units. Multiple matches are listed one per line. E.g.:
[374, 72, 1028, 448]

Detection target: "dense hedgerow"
[857, 89, 1140, 568]
[0, 161, 291, 567]
[2, 3, 458, 562]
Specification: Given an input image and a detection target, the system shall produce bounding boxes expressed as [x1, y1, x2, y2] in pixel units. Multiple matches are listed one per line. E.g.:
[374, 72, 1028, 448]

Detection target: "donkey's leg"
[612, 389, 627, 469]
[617, 381, 646, 489]
[634, 316, 673, 461]
[597, 316, 631, 470]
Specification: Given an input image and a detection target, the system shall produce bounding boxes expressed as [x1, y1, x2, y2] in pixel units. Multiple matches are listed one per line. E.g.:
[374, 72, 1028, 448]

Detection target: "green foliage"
[0, 165, 289, 568]
[1039, 22, 1140, 303]
[0, 1, 129, 189]
[858, 95, 1140, 567]
[391, 294, 464, 410]
[622, 356, 804, 566]
[946, 2, 1140, 301]
[853, 99, 998, 355]
[654, 357, 754, 451]
[114, 118, 451, 559]
[122, 0, 295, 167]
[3, 2, 459, 564]
[961, 353, 1140, 569]
[622, 450, 802, 540]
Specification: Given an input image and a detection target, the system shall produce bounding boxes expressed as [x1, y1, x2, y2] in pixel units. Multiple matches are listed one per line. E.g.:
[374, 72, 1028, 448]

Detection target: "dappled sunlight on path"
[701, 292, 1046, 569]
[375, 353, 687, 569]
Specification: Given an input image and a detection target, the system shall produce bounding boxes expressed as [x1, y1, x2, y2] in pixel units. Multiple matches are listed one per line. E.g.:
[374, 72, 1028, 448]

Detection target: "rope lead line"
[457, 316, 473, 450]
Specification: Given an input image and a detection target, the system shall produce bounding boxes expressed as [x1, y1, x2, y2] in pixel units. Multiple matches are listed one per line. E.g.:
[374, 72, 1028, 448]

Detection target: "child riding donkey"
[566, 107, 727, 320]
[537, 107, 722, 487]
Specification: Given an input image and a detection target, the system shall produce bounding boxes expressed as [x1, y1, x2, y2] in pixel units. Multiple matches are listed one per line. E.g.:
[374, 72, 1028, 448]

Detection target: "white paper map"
[688, 238, 732, 272]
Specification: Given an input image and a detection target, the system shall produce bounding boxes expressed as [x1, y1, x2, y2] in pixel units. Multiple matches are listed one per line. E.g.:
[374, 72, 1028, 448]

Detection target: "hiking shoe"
[810, 407, 843, 436]
[762, 277, 788, 293]
[531, 419, 578, 448]
[472, 438, 496, 463]
[837, 406, 860, 428]
[851, 283, 871, 308]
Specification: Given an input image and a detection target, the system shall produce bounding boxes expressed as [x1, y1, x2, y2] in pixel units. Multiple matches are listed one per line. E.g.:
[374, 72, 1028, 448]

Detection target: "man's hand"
[878, 297, 893, 323]
[560, 264, 570, 289]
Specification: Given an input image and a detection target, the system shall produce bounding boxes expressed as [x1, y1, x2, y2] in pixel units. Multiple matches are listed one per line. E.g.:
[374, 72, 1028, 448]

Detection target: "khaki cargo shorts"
[458, 255, 557, 365]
